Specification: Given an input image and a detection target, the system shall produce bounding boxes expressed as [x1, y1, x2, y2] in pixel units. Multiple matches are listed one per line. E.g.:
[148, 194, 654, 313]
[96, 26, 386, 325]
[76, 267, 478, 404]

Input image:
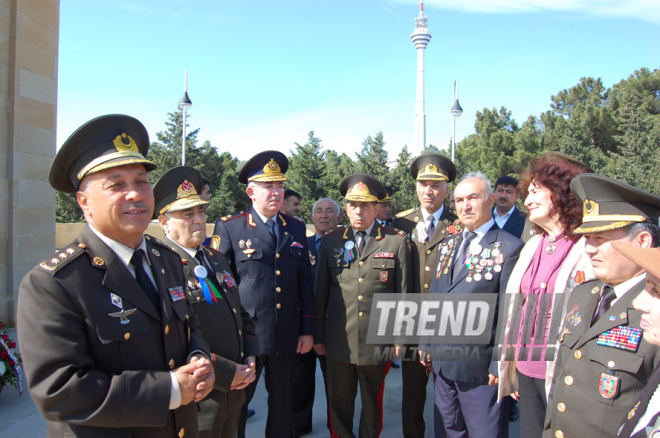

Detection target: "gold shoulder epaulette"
[39, 242, 85, 273]
[395, 208, 415, 219]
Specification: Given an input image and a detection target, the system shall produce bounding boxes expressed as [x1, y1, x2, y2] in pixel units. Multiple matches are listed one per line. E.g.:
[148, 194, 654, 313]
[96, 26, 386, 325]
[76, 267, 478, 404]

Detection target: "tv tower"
[411, 0, 431, 155]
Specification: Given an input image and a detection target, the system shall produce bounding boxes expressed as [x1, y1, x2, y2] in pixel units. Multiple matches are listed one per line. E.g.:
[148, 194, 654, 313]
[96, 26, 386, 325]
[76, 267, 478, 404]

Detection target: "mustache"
[121, 202, 149, 212]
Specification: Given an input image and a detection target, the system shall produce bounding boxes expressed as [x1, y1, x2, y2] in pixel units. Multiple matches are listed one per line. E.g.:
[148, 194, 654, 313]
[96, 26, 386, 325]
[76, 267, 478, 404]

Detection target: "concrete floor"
[0, 328, 520, 437]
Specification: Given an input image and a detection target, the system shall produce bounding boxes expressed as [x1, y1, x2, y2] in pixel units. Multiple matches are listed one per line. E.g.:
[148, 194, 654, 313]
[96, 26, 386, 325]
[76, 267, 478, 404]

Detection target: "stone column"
[1, 0, 59, 325]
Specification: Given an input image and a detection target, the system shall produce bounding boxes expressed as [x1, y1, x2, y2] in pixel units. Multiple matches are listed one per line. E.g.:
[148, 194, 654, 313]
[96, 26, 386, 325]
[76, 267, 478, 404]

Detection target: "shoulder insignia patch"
[210, 235, 221, 250]
[39, 242, 86, 273]
[222, 211, 246, 223]
[395, 208, 415, 219]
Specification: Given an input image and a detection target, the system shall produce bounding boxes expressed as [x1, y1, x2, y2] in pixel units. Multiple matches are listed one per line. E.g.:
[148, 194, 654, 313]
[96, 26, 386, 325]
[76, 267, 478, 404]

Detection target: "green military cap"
[49, 114, 156, 193]
[153, 166, 208, 218]
[238, 150, 288, 184]
[570, 174, 660, 234]
[378, 186, 393, 204]
[410, 154, 457, 182]
[340, 173, 386, 203]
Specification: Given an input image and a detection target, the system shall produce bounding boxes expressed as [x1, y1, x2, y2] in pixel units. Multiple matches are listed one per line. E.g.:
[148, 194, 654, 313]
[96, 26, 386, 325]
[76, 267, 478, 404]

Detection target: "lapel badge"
[108, 308, 137, 325]
[93, 256, 105, 266]
[194, 265, 208, 278]
[246, 239, 252, 248]
[380, 271, 388, 282]
[188, 280, 196, 290]
[609, 315, 616, 321]
[599, 373, 620, 399]
[591, 286, 600, 294]
[111, 293, 122, 309]
[620, 312, 627, 319]
[168, 286, 185, 302]
[239, 240, 246, 249]
[628, 401, 640, 419]
[151, 249, 160, 257]
[309, 251, 316, 265]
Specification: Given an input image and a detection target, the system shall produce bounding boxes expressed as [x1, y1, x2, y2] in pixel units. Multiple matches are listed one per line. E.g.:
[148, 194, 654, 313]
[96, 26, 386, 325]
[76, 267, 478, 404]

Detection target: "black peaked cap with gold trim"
[238, 150, 288, 184]
[340, 173, 387, 203]
[49, 114, 156, 193]
[410, 154, 457, 182]
[570, 173, 660, 234]
[153, 166, 208, 219]
[378, 186, 393, 203]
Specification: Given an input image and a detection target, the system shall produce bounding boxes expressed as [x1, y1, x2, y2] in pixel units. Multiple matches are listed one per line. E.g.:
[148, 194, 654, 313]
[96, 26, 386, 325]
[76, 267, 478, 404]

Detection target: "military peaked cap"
[238, 150, 288, 184]
[340, 173, 386, 203]
[410, 154, 456, 182]
[153, 166, 208, 218]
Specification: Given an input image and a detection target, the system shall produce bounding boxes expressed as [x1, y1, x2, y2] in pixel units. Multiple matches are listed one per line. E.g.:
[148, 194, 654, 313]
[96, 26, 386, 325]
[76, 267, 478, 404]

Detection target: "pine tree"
[286, 131, 327, 220]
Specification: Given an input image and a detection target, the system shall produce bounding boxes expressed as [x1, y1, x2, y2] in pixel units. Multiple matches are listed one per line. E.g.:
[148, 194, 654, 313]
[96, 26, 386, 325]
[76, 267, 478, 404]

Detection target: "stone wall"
[0, 0, 59, 325]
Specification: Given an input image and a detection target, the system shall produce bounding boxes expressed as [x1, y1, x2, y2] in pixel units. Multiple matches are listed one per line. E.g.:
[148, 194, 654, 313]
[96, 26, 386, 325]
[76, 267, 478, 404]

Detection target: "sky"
[57, 0, 660, 162]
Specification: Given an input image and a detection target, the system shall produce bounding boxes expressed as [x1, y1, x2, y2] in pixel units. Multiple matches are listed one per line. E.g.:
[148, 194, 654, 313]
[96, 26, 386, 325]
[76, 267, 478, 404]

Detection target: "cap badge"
[424, 163, 438, 173]
[349, 181, 371, 197]
[263, 158, 282, 175]
[112, 133, 139, 153]
[584, 199, 599, 217]
[177, 179, 198, 199]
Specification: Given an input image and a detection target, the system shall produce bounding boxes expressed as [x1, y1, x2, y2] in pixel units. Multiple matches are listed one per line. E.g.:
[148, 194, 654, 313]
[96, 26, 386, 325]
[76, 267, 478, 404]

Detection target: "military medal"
[416, 222, 428, 243]
[309, 250, 316, 265]
[466, 272, 473, 282]
[474, 271, 482, 282]
[246, 239, 252, 248]
[343, 241, 355, 263]
[239, 240, 245, 249]
[194, 265, 208, 278]
[492, 242, 502, 257]
[111, 293, 122, 309]
[484, 268, 493, 281]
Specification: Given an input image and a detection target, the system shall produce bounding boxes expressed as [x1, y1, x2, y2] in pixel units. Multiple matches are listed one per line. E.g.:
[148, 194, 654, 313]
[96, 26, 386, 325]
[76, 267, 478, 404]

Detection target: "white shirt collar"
[254, 208, 276, 224]
[353, 222, 376, 240]
[89, 225, 149, 268]
[421, 204, 445, 224]
[609, 273, 646, 305]
[465, 218, 495, 241]
[494, 205, 516, 220]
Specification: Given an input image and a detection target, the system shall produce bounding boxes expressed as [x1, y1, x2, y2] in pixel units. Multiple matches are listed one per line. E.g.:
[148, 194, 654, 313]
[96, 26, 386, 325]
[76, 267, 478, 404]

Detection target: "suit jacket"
[617, 366, 660, 438]
[314, 224, 413, 366]
[17, 226, 209, 438]
[164, 237, 259, 431]
[393, 206, 458, 295]
[494, 206, 527, 239]
[497, 235, 594, 401]
[545, 279, 660, 438]
[212, 205, 314, 355]
[428, 225, 524, 384]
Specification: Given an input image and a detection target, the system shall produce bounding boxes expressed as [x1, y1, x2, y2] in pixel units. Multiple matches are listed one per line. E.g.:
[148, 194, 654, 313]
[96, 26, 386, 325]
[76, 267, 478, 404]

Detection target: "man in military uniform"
[545, 173, 660, 438]
[392, 153, 458, 438]
[376, 186, 394, 226]
[293, 197, 341, 437]
[314, 173, 413, 438]
[154, 166, 260, 438]
[422, 172, 523, 438]
[211, 151, 314, 438]
[17, 115, 214, 437]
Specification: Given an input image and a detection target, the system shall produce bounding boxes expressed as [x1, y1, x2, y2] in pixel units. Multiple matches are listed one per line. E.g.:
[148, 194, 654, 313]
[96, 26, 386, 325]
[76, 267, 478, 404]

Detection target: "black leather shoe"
[247, 409, 256, 419]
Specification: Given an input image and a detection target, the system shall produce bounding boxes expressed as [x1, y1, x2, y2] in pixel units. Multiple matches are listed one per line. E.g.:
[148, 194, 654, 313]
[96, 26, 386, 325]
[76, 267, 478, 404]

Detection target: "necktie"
[593, 285, 617, 324]
[195, 249, 206, 267]
[426, 216, 436, 240]
[356, 231, 366, 255]
[130, 250, 160, 311]
[266, 218, 277, 242]
[452, 231, 478, 281]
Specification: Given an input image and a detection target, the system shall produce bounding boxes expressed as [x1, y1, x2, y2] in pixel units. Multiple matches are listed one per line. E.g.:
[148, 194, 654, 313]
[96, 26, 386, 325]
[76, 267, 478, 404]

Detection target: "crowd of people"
[15, 113, 660, 438]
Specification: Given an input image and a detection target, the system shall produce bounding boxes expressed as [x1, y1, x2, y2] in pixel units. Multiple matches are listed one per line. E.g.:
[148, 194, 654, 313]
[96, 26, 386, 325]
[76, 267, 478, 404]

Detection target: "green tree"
[355, 132, 389, 183]
[323, 150, 355, 205]
[286, 131, 327, 220]
[389, 146, 417, 214]
[56, 192, 84, 223]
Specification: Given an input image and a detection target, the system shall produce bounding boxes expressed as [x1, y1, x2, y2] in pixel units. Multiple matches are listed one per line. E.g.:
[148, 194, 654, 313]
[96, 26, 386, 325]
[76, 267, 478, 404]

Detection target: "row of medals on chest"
[437, 241, 504, 282]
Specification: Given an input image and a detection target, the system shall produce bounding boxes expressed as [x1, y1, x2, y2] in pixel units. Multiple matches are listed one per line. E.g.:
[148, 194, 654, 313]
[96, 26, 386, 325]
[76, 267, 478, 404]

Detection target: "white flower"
[0, 361, 6, 376]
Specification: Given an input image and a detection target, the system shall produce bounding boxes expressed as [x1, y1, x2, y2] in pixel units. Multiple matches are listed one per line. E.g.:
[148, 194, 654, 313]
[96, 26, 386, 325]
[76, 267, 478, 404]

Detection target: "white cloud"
[393, 0, 660, 24]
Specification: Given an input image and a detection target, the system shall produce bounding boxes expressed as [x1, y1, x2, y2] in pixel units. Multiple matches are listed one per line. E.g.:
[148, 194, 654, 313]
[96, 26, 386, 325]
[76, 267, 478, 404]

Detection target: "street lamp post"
[179, 70, 192, 165]
[450, 79, 463, 163]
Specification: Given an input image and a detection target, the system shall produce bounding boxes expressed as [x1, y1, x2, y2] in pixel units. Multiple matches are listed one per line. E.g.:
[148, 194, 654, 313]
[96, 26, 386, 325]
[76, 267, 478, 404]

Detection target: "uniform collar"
[421, 204, 445, 223]
[88, 225, 149, 267]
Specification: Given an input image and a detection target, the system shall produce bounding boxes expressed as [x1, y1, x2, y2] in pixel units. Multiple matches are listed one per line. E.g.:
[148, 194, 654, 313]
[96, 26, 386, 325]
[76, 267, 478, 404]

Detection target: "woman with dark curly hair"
[495, 152, 593, 437]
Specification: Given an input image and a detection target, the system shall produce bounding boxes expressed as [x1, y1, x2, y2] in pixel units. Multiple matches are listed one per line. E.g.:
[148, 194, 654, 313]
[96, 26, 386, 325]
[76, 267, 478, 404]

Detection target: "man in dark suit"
[544, 174, 660, 438]
[17, 115, 214, 437]
[293, 197, 342, 437]
[314, 173, 413, 438]
[154, 166, 260, 438]
[393, 154, 458, 438]
[211, 151, 314, 438]
[493, 176, 527, 239]
[423, 171, 523, 438]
